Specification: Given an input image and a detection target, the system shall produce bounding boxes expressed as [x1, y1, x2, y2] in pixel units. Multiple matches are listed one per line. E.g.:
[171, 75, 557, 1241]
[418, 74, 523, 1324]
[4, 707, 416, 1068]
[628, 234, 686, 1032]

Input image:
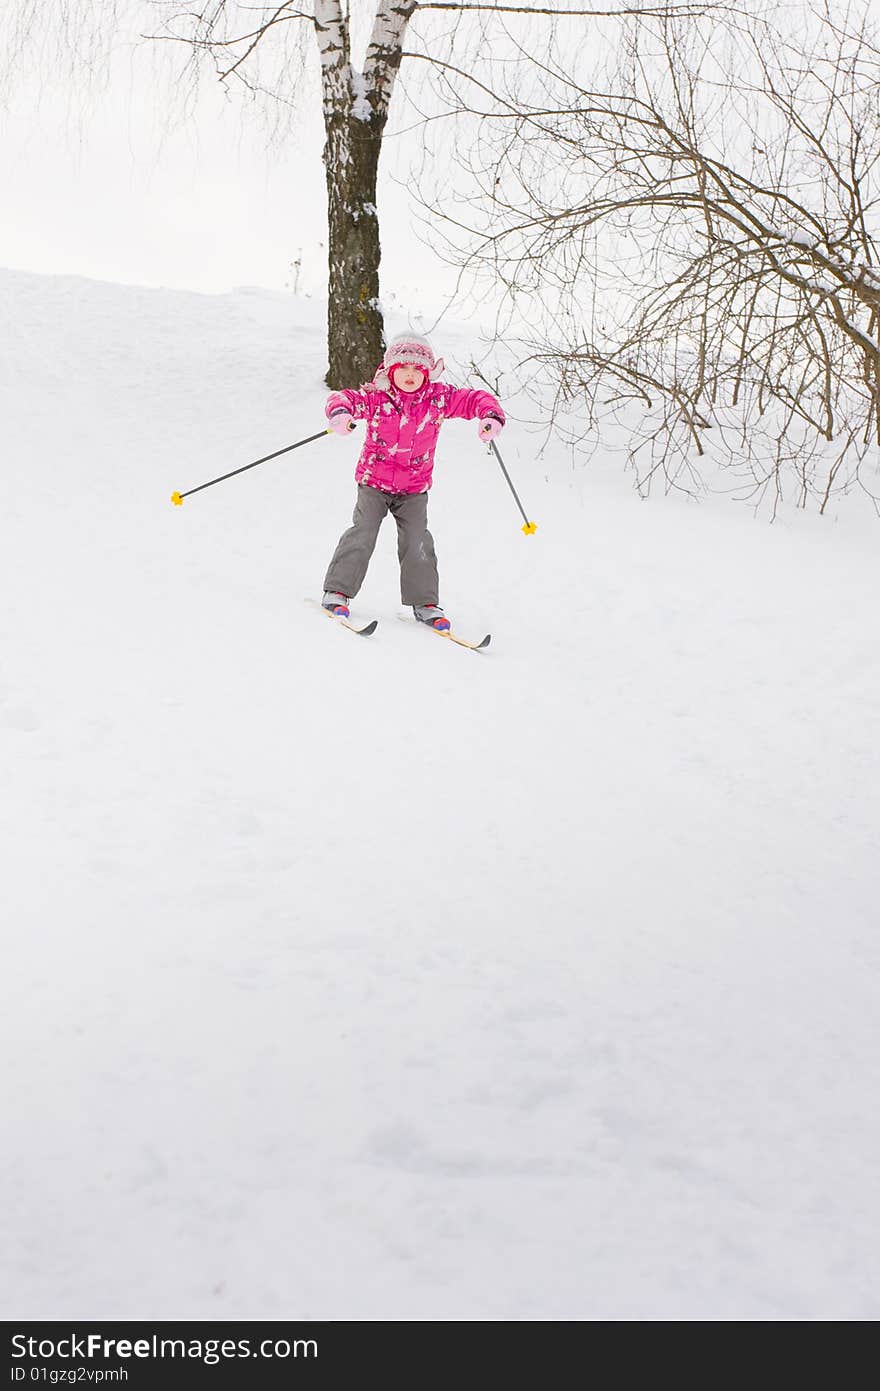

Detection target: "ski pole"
[488, 440, 537, 535]
[170, 428, 332, 506]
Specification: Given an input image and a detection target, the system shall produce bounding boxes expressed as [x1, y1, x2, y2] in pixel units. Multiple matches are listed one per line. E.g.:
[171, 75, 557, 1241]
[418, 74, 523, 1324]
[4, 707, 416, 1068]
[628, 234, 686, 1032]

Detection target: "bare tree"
[136, 1, 415, 385]
[135, 0, 720, 386]
[2, 0, 723, 388]
[417, 2, 880, 511]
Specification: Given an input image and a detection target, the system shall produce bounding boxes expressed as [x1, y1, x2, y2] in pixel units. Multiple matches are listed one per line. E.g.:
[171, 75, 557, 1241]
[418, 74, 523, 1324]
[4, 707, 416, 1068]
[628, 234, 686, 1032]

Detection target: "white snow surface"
[2, 268, 879, 1321]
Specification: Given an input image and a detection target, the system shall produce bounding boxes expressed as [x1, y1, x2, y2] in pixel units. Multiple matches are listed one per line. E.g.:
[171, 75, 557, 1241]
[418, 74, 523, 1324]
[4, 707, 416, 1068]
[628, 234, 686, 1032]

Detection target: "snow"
[2, 267, 879, 1321]
[350, 70, 373, 124]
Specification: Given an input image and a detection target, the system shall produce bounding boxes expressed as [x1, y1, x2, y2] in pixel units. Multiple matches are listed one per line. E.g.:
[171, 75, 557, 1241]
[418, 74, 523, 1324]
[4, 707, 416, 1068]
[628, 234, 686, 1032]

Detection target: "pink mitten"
[478, 416, 503, 441]
[328, 412, 356, 435]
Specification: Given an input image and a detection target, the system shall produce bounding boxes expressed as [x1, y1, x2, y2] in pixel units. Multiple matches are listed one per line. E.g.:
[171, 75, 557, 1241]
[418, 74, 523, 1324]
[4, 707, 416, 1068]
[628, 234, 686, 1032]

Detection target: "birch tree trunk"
[315, 1, 415, 387]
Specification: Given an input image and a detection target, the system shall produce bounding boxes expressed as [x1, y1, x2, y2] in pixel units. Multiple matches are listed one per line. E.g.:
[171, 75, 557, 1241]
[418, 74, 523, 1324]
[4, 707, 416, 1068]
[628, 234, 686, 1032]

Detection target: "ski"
[398, 615, 491, 651]
[307, 599, 378, 637]
[441, 629, 491, 651]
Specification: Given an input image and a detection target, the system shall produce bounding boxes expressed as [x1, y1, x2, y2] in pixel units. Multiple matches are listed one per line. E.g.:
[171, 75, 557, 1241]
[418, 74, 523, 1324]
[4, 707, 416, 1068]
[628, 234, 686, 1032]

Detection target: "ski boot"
[322, 591, 351, 618]
[413, 604, 451, 632]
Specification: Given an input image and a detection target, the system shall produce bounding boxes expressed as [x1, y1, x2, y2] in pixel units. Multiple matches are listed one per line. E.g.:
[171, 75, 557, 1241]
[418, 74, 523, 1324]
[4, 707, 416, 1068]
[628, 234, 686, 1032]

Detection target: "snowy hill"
[2, 267, 879, 1319]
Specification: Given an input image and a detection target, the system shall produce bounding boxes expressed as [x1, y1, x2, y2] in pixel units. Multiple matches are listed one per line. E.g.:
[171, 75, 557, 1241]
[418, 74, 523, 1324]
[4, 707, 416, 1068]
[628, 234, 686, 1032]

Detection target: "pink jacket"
[326, 379, 505, 495]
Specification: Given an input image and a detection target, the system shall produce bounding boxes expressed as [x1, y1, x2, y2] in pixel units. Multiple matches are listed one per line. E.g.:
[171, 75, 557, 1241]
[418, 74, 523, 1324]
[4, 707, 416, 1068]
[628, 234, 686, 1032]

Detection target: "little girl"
[321, 333, 504, 631]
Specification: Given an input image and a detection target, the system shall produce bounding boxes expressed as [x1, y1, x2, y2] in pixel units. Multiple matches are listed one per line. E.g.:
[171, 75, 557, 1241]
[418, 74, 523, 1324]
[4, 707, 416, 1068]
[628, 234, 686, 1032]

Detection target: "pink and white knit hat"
[373, 333, 445, 390]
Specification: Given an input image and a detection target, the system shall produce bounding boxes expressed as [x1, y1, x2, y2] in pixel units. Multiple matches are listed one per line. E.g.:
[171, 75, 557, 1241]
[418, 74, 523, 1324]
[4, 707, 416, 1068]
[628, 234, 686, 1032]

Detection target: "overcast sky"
[0, 6, 462, 316]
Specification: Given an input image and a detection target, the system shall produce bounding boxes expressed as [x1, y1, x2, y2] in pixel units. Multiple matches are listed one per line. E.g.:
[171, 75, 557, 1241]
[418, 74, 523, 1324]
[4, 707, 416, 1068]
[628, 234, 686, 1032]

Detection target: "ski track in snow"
[2, 268, 879, 1320]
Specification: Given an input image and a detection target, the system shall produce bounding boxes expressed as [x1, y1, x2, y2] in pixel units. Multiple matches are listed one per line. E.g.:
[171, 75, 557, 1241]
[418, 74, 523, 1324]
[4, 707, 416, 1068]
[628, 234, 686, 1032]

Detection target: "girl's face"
[391, 364, 426, 393]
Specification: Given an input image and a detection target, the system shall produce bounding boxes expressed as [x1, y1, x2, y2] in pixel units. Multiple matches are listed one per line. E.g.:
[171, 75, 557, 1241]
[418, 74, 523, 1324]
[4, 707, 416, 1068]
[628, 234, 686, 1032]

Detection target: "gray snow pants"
[324, 484, 439, 605]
